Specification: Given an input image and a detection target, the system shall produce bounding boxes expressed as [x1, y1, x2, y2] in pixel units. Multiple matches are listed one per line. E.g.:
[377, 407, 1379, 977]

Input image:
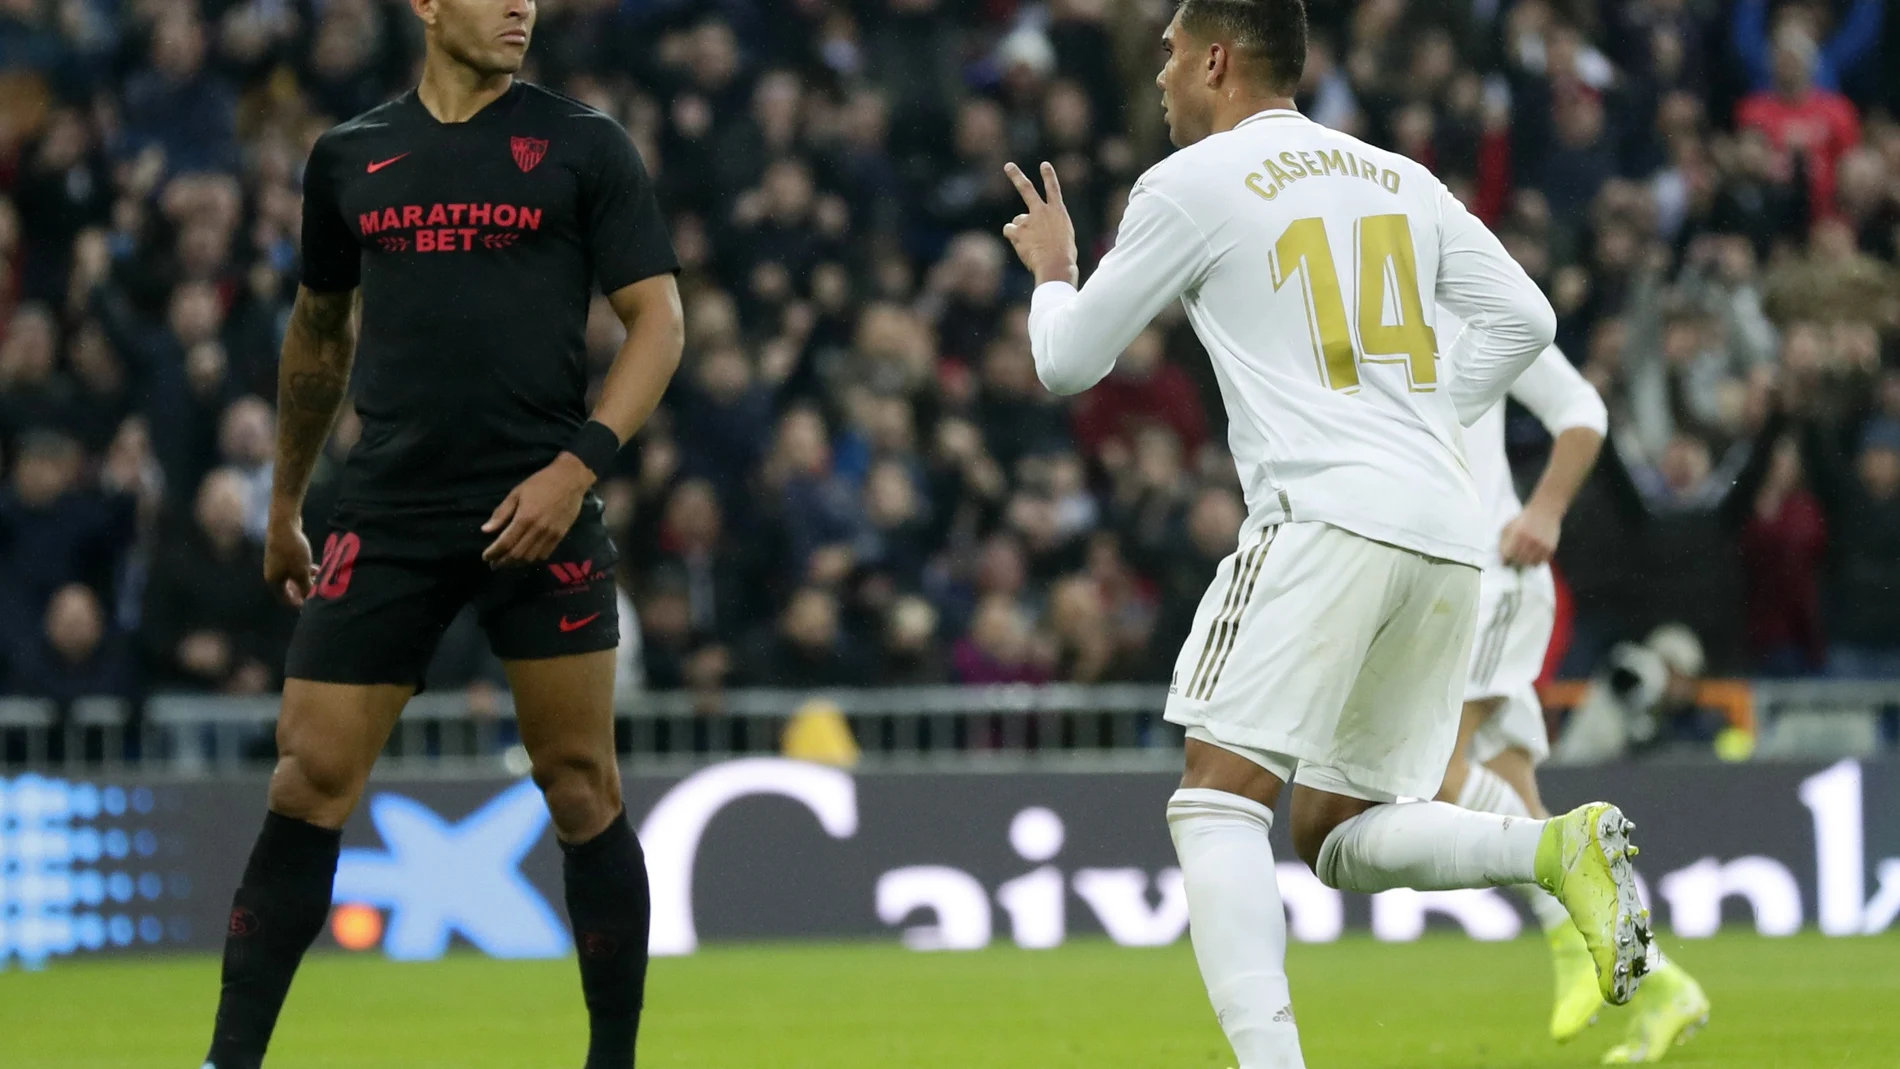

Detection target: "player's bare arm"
[265, 285, 360, 606]
[1001, 161, 1078, 287]
[591, 273, 685, 443]
[481, 272, 684, 568]
[1499, 424, 1604, 567]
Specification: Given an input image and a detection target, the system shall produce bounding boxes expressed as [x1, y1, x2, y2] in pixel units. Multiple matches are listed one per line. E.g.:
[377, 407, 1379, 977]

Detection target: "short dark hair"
[1177, 0, 1308, 94]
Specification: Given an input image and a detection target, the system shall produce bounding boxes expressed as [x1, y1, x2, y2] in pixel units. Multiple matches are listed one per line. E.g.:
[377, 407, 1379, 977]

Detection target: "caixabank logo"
[326, 780, 569, 959]
[311, 758, 1900, 960]
[0, 775, 191, 969]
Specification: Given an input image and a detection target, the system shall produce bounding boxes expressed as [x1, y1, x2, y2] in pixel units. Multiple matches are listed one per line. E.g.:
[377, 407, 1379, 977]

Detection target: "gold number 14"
[1269, 214, 1437, 392]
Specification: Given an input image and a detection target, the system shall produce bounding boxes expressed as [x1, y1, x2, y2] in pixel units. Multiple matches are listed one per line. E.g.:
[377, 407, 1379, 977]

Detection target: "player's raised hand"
[1498, 503, 1562, 568]
[263, 515, 317, 607]
[1001, 161, 1078, 287]
[482, 453, 593, 568]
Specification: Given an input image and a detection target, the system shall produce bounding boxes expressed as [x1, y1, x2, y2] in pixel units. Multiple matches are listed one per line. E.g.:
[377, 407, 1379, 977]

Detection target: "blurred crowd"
[1, 0, 1898, 717]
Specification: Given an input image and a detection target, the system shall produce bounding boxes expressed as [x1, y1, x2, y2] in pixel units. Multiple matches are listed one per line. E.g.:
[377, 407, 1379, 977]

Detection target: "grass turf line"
[2, 931, 1895, 1068]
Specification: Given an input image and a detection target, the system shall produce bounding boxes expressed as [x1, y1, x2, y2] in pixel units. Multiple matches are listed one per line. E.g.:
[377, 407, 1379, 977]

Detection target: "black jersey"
[300, 81, 677, 511]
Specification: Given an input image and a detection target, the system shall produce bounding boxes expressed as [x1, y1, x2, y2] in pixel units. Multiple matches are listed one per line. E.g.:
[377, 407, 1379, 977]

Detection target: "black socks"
[205, 811, 342, 1069]
[202, 807, 649, 1069]
[561, 810, 652, 1069]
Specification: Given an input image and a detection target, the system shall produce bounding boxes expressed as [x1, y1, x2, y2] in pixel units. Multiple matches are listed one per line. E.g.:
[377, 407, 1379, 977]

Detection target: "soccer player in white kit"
[998, 2, 1650, 1065]
[1435, 318, 1711, 1062]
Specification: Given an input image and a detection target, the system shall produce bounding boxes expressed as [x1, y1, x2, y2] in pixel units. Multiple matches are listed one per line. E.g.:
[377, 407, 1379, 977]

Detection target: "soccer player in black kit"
[198, 0, 683, 1065]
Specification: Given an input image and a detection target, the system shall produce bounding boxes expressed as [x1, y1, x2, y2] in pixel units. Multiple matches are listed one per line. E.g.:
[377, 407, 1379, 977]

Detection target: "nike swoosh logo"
[558, 612, 601, 633]
[366, 153, 409, 173]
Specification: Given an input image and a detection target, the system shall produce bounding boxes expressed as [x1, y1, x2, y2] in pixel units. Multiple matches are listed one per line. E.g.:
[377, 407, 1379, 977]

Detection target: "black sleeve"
[583, 119, 679, 295]
[1596, 439, 1653, 524]
[1799, 417, 1854, 516]
[137, 547, 187, 673]
[300, 134, 361, 293]
[1717, 407, 1788, 530]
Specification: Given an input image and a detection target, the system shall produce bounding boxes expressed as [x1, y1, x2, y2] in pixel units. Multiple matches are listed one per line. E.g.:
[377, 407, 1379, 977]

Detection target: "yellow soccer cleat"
[1534, 802, 1652, 1005]
[1546, 920, 1604, 1042]
[1600, 956, 1711, 1063]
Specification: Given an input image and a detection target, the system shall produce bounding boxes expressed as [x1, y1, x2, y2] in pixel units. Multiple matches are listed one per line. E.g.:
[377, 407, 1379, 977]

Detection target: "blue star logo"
[332, 780, 567, 960]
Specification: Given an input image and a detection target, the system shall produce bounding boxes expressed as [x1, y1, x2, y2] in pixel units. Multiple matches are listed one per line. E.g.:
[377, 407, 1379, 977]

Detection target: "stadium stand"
[1, 0, 1898, 759]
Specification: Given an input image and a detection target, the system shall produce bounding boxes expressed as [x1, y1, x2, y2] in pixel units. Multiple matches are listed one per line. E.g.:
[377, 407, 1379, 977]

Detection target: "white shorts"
[1163, 521, 1481, 801]
[1464, 563, 1557, 765]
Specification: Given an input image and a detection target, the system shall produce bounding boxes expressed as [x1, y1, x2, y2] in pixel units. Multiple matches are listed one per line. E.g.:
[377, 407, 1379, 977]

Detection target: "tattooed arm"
[265, 285, 359, 606]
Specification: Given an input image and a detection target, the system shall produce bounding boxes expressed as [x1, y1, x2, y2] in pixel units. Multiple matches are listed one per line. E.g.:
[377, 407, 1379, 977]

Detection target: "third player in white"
[996, 1, 1652, 1065]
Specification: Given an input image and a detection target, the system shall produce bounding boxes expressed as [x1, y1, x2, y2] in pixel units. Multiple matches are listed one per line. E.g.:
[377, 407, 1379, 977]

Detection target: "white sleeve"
[1507, 344, 1608, 436]
[1027, 181, 1212, 396]
[1434, 182, 1557, 426]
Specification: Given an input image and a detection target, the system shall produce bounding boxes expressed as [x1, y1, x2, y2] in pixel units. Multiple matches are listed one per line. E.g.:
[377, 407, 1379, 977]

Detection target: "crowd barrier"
[4, 755, 1898, 970]
[3, 680, 1897, 775]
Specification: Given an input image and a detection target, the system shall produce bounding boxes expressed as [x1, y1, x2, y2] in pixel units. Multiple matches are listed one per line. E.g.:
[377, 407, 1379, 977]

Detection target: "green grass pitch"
[4, 932, 1895, 1068]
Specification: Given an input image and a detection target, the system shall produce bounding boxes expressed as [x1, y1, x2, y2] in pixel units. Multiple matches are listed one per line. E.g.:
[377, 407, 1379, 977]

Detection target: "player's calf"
[538, 752, 651, 1069]
[204, 682, 409, 1069]
[1169, 737, 1305, 1068]
[1305, 791, 1547, 893]
[512, 654, 649, 1069]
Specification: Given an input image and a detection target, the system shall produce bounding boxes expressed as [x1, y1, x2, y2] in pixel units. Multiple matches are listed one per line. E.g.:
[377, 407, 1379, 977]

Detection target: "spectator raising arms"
[1, 0, 1900, 702]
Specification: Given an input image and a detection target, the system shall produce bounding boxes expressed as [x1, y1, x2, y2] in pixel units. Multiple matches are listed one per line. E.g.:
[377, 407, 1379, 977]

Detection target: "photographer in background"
[1552, 624, 1732, 763]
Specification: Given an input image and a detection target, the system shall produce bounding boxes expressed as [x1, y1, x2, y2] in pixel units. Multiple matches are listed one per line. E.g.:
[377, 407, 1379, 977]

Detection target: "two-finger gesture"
[1001, 161, 1078, 287]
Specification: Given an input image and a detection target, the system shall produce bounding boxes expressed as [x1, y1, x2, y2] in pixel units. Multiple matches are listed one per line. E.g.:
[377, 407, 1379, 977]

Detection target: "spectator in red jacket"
[1069, 327, 1207, 469]
[1735, 28, 1860, 216]
[1739, 436, 1829, 675]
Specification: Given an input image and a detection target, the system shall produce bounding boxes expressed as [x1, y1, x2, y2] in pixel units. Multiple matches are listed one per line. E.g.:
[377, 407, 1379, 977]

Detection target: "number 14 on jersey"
[1270, 214, 1438, 393]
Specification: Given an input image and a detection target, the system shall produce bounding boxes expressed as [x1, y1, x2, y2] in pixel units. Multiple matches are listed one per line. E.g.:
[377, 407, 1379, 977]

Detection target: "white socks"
[1453, 762, 1526, 817]
[1314, 799, 1544, 893]
[1453, 765, 1573, 931]
[1167, 788, 1306, 1069]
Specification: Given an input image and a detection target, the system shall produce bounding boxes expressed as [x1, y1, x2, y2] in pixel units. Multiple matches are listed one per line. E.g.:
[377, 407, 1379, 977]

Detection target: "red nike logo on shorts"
[558, 613, 601, 633]
[366, 153, 409, 173]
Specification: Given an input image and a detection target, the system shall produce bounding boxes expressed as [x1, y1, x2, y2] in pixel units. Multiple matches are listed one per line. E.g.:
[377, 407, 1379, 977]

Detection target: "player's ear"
[1205, 42, 1227, 88]
[409, 0, 435, 27]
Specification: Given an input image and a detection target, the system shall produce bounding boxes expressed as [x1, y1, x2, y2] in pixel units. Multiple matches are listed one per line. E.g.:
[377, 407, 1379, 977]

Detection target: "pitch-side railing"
[1, 680, 1894, 775]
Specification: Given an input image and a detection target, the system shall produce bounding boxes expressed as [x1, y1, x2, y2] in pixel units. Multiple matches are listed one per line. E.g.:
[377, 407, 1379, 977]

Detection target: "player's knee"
[1289, 816, 1338, 875]
[267, 748, 367, 826]
[1287, 801, 1364, 881]
[1181, 739, 1284, 809]
[531, 750, 621, 839]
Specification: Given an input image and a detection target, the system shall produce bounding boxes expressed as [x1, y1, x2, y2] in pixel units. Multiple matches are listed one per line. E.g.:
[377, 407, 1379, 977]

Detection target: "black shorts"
[284, 499, 619, 687]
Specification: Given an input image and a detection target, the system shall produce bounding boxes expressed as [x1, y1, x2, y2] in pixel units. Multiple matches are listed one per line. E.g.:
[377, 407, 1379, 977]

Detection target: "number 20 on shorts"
[1269, 214, 1438, 393]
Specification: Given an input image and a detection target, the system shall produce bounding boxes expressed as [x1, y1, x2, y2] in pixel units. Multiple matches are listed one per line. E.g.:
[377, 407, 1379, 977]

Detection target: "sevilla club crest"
[511, 136, 549, 173]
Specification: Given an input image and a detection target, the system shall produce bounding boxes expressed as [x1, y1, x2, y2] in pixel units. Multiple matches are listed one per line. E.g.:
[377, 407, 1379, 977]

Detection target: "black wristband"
[565, 420, 621, 479]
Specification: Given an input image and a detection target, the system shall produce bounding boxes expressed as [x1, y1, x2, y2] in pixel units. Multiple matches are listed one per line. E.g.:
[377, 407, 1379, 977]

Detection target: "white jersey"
[1440, 310, 1609, 569]
[1026, 109, 1555, 567]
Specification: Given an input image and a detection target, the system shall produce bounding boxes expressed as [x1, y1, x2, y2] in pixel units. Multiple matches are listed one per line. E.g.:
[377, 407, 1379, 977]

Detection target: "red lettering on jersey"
[469, 203, 492, 226]
[457, 228, 478, 250]
[359, 212, 381, 235]
[425, 203, 449, 227]
[516, 207, 542, 231]
[401, 205, 424, 228]
[494, 204, 518, 227]
[449, 203, 467, 225]
[415, 229, 437, 252]
[380, 207, 401, 231]
[435, 228, 455, 250]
